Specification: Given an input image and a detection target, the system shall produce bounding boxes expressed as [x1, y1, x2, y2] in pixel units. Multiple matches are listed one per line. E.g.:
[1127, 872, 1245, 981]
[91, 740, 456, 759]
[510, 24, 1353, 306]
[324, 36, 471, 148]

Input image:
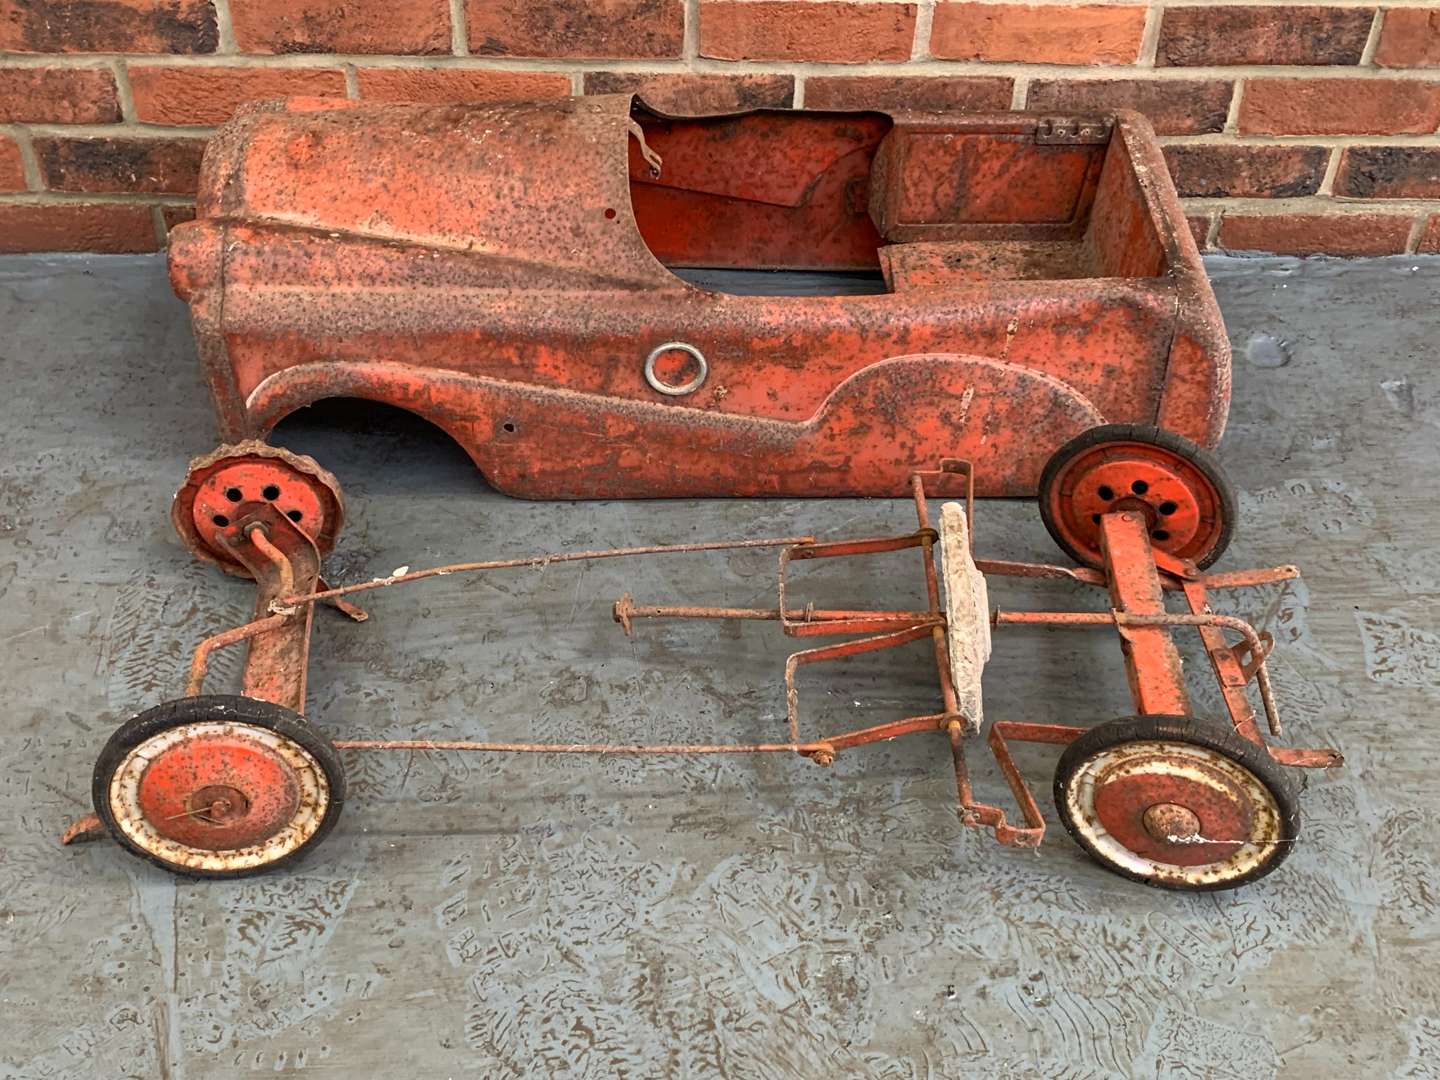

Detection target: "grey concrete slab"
[0, 253, 1436, 1078]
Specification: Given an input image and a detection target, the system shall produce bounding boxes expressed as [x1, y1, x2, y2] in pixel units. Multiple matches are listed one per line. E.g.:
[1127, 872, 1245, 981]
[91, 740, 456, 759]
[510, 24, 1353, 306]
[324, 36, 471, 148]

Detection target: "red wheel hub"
[191, 460, 331, 554]
[1091, 761, 1251, 867]
[136, 732, 301, 851]
[172, 442, 344, 577]
[1046, 443, 1224, 566]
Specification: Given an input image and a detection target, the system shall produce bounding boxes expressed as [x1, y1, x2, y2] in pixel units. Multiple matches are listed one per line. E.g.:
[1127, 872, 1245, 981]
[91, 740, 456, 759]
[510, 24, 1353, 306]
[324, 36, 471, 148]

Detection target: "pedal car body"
[168, 95, 1228, 498]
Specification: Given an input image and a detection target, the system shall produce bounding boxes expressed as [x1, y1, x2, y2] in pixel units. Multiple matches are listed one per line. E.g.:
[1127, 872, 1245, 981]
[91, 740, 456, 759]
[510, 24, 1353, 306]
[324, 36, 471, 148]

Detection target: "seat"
[939, 501, 991, 733]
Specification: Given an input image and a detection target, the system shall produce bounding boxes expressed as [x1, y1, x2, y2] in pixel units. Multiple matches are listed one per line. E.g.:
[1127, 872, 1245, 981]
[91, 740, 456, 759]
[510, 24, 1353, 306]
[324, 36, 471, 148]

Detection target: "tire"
[1038, 423, 1237, 570]
[1053, 715, 1299, 891]
[93, 694, 346, 879]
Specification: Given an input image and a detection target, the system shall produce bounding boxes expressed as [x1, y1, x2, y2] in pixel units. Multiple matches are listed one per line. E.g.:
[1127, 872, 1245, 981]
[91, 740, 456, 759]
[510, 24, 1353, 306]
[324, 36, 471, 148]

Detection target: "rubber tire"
[1038, 423, 1238, 570]
[1052, 715, 1300, 891]
[92, 694, 346, 879]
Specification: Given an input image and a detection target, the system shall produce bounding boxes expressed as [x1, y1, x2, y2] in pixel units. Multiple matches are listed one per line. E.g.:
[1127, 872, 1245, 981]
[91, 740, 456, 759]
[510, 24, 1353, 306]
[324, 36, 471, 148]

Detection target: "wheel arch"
[241, 362, 496, 485]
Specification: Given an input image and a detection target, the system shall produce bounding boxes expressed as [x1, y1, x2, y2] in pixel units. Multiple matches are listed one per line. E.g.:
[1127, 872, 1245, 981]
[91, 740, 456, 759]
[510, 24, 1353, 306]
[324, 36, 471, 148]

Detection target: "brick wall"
[3, 0, 1440, 256]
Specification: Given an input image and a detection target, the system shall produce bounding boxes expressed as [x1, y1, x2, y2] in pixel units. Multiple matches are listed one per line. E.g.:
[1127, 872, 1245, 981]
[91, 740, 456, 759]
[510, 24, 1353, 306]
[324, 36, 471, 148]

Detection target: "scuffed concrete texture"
[0, 254, 1436, 1077]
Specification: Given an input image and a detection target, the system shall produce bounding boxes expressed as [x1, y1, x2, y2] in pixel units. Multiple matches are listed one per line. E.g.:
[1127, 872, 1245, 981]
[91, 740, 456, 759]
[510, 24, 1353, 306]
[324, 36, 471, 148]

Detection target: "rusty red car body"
[168, 95, 1228, 498]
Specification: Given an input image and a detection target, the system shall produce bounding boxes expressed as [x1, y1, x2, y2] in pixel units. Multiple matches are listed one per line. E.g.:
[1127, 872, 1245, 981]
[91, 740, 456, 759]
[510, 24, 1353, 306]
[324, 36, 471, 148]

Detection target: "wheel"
[1038, 423, 1236, 570]
[1053, 715, 1298, 891]
[172, 440, 345, 578]
[92, 694, 346, 878]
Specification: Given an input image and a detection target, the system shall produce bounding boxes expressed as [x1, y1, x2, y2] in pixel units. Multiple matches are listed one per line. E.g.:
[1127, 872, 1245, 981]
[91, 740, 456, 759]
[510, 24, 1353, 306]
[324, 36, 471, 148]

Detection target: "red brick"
[1217, 213, 1414, 257]
[231, 0, 450, 55]
[358, 68, 571, 104]
[470, 0, 683, 59]
[129, 66, 346, 126]
[1417, 215, 1440, 253]
[1185, 213, 1212, 250]
[1241, 79, 1440, 136]
[35, 136, 206, 195]
[0, 0, 217, 53]
[931, 3, 1145, 64]
[1375, 10, 1440, 69]
[0, 134, 25, 192]
[1162, 144, 1328, 199]
[701, 2, 916, 63]
[0, 67, 121, 124]
[1026, 79, 1232, 136]
[804, 75, 1011, 112]
[585, 72, 793, 114]
[0, 203, 159, 253]
[1158, 6, 1373, 67]
[1334, 147, 1440, 199]
[162, 203, 196, 232]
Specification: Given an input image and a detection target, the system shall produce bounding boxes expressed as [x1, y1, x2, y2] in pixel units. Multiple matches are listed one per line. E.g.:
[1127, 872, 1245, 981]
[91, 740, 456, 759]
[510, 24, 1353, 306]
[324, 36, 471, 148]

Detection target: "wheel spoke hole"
[1131, 479, 1149, 495]
[286, 509, 303, 522]
[262, 484, 281, 500]
[224, 487, 242, 502]
[1097, 485, 1114, 501]
[1152, 529, 1170, 542]
[211, 514, 230, 527]
[1091, 513, 1102, 524]
[1158, 500, 1178, 516]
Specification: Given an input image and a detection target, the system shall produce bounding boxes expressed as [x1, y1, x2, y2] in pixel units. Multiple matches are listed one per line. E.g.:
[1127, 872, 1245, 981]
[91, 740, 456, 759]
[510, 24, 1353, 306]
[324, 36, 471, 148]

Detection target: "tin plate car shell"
[168, 95, 1228, 498]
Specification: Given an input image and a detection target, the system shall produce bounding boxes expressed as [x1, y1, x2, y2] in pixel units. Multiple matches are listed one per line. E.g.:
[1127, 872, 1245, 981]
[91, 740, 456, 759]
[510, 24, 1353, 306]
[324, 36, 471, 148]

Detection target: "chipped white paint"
[939, 500, 990, 733]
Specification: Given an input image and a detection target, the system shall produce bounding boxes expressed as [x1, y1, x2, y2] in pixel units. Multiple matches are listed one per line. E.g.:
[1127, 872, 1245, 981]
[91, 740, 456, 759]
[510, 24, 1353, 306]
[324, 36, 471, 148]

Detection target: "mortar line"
[4, 189, 1427, 214]
[450, 0, 469, 56]
[343, 63, 359, 99]
[1180, 194, 1440, 213]
[911, 1, 936, 62]
[1404, 214, 1429, 253]
[1010, 75, 1029, 109]
[112, 59, 137, 123]
[6, 125, 43, 191]
[684, 0, 701, 61]
[212, 0, 236, 54]
[1359, 9, 1384, 67]
[13, 123, 221, 138]
[1224, 79, 1243, 135]
[1157, 133, 1440, 147]
[149, 204, 167, 247]
[1138, 1, 1163, 68]
[1318, 146, 1343, 195]
[9, 52, 1440, 80]
[0, 191, 200, 205]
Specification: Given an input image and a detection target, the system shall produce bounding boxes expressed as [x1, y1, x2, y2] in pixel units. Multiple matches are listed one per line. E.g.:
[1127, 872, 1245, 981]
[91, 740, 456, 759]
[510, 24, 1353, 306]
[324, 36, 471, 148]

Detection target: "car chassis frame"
[65, 458, 1341, 867]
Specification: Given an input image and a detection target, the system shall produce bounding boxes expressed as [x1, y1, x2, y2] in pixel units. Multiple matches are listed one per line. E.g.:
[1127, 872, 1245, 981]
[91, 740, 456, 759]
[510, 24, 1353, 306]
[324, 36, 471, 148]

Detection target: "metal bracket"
[1035, 116, 1114, 145]
[952, 721, 1086, 848]
[1229, 631, 1274, 684]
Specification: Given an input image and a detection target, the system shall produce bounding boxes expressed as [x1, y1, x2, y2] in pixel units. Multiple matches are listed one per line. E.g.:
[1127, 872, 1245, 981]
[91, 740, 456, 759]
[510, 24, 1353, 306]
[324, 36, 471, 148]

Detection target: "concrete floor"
[0, 253, 1436, 1078]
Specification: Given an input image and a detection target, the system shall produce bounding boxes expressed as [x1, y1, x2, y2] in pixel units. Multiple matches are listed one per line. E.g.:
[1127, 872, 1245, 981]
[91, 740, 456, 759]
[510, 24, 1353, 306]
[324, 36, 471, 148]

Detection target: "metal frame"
[61, 457, 1346, 857]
